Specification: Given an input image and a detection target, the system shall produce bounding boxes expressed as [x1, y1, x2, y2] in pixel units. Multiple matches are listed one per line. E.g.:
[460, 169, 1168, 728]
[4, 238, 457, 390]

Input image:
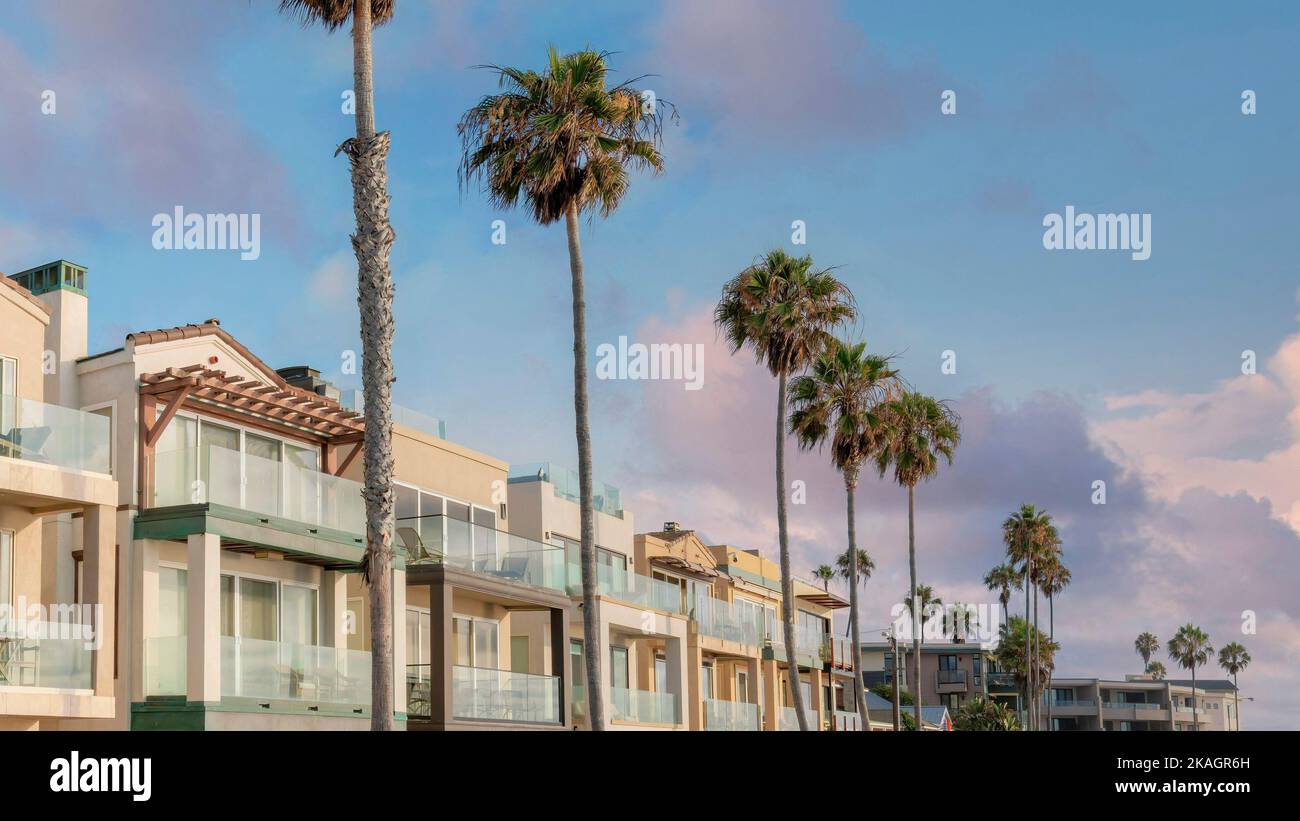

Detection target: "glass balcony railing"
[825, 635, 855, 668]
[451, 665, 560, 724]
[768, 624, 825, 663]
[151, 446, 365, 535]
[144, 635, 186, 696]
[342, 391, 446, 440]
[1134, 702, 1163, 711]
[779, 705, 801, 731]
[0, 396, 110, 474]
[220, 636, 370, 707]
[693, 597, 763, 645]
[0, 630, 94, 690]
[610, 686, 679, 725]
[937, 669, 968, 686]
[509, 461, 624, 519]
[395, 515, 568, 593]
[582, 564, 683, 613]
[407, 664, 431, 718]
[704, 697, 759, 731]
[1047, 698, 1095, 708]
[572, 682, 587, 722]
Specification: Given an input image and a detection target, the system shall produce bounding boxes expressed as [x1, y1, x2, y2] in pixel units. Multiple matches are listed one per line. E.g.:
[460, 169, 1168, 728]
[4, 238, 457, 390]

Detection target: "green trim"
[130, 697, 406, 730]
[132, 503, 401, 569]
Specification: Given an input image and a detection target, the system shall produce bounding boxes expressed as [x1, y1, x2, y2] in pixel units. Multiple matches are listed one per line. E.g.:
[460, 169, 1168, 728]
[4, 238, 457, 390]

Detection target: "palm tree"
[1168, 624, 1213, 731]
[716, 250, 856, 730]
[983, 563, 1020, 626]
[1135, 632, 1159, 671]
[279, 0, 398, 731]
[813, 564, 835, 592]
[952, 696, 1021, 731]
[789, 338, 899, 730]
[1145, 660, 1167, 680]
[877, 392, 960, 734]
[902, 585, 943, 643]
[1039, 555, 1070, 730]
[994, 615, 1057, 724]
[1002, 504, 1058, 731]
[1218, 642, 1250, 731]
[460, 49, 667, 731]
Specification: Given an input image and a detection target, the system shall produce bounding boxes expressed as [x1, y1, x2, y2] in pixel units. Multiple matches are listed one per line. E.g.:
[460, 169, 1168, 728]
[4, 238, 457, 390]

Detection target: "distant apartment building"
[859, 640, 1009, 716]
[1044, 676, 1240, 731]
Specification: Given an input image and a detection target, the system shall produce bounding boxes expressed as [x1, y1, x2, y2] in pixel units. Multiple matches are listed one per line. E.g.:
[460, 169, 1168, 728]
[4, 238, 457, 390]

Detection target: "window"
[972, 655, 983, 680]
[511, 636, 530, 674]
[452, 615, 499, 668]
[736, 669, 749, 704]
[610, 645, 629, 689]
[0, 357, 15, 459]
[655, 655, 668, 693]
[569, 640, 585, 690]
[938, 654, 959, 671]
[0, 530, 13, 609]
[701, 661, 714, 699]
[406, 607, 432, 674]
[158, 566, 187, 637]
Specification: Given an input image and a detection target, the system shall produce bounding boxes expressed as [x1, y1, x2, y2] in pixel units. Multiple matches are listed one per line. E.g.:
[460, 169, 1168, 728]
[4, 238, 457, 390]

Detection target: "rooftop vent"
[663, 521, 680, 532]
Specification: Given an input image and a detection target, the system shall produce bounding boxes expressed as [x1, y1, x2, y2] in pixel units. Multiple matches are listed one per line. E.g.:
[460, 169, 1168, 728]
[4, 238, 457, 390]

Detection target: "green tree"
[813, 564, 835, 592]
[1145, 660, 1167, 680]
[876, 392, 960, 734]
[716, 250, 856, 730]
[993, 615, 1058, 724]
[1167, 624, 1213, 731]
[1135, 632, 1159, 670]
[953, 696, 1021, 731]
[1002, 504, 1058, 730]
[459, 48, 667, 730]
[983, 563, 1021, 626]
[1039, 554, 1070, 730]
[278, 0, 399, 731]
[1217, 641, 1250, 731]
[790, 338, 900, 730]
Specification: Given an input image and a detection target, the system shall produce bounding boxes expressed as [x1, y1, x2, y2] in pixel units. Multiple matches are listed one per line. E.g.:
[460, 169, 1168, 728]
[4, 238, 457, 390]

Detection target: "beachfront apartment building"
[0, 263, 118, 730]
[1043, 676, 1241, 731]
[860, 640, 1003, 716]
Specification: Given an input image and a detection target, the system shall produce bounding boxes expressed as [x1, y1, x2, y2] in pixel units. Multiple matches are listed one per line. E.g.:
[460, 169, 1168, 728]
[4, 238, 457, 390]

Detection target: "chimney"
[276, 365, 341, 402]
[8, 260, 88, 408]
[663, 521, 680, 532]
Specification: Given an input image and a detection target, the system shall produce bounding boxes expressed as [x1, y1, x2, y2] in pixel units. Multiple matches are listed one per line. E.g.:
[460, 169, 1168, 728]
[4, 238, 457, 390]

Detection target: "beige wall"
[0, 285, 50, 401]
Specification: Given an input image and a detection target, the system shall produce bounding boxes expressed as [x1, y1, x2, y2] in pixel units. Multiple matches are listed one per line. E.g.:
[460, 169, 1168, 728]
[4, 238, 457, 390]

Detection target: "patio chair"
[498, 555, 530, 582]
[397, 527, 434, 563]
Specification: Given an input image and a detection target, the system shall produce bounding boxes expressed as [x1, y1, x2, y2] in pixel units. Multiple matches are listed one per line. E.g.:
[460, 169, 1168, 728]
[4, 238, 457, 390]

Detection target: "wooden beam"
[334, 442, 362, 477]
[144, 385, 193, 448]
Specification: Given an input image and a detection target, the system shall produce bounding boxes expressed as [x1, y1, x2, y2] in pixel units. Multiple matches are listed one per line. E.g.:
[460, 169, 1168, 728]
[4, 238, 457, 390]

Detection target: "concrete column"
[133, 538, 160, 702]
[391, 567, 407, 715]
[429, 579, 452, 724]
[747, 658, 761, 729]
[810, 667, 825, 731]
[550, 607, 569, 726]
[320, 571, 348, 649]
[761, 657, 779, 730]
[686, 640, 703, 730]
[83, 505, 116, 698]
[667, 636, 686, 728]
[185, 532, 220, 703]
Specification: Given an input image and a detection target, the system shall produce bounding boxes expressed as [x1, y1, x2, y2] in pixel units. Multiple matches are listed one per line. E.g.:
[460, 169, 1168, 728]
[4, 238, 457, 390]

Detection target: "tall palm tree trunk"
[1022, 566, 1031, 731]
[1233, 673, 1239, 731]
[1046, 594, 1054, 731]
[907, 484, 920, 733]
[339, 0, 396, 731]
[845, 474, 868, 730]
[1032, 584, 1040, 730]
[1191, 663, 1198, 731]
[566, 202, 603, 731]
[776, 369, 809, 730]
[892, 637, 901, 730]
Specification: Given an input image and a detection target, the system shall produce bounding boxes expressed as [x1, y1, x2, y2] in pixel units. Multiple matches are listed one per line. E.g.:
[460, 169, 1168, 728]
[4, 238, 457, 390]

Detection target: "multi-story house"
[1, 263, 118, 730]
[860, 639, 994, 715]
[1044, 676, 1240, 731]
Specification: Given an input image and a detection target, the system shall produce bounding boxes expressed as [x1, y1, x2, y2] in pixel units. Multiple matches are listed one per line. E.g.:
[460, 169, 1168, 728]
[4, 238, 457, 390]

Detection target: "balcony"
[448, 665, 560, 725]
[589, 565, 684, 614]
[396, 515, 568, 594]
[509, 461, 624, 519]
[610, 686, 679, 726]
[778, 705, 801, 731]
[0, 630, 93, 690]
[0, 396, 110, 474]
[936, 669, 968, 693]
[986, 671, 1018, 690]
[704, 697, 760, 731]
[832, 709, 862, 731]
[766, 624, 826, 667]
[144, 635, 371, 710]
[693, 597, 763, 646]
[149, 445, 365, 537]
[825, 635, 856, 670]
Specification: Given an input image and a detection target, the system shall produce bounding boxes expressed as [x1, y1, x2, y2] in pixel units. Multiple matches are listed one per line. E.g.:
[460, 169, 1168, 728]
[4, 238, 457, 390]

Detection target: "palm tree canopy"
[1167, 624, 1213, 671]
[902, 584, 941, 614]
[789, 339, 902, 480]
[458, 47, 667, 226]
[835, 548, 874, 584]
[983, 563, 1022, 606]
[993, 615, 1058, 689]
[279, 0, 395, 30]
[1002, 503, 1060, 577]
[1039, 557, 1071, 596]
[1135, 631, 1160, 665]
[875, 392, 961, 488]
[714, 249, 857, 378]
[1145, 660, 1167, 680]
[1218, 642, 1251, 676]
[813, 564, 835, 590]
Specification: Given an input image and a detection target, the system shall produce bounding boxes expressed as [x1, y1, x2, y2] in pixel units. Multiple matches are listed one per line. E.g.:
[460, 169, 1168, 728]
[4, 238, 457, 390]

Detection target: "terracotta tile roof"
[0, 273, 52, 315]
[127, 319, 290, 390]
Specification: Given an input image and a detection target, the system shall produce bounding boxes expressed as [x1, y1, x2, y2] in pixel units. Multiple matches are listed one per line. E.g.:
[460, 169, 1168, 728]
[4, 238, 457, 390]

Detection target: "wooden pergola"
[136, 365, 366, 507]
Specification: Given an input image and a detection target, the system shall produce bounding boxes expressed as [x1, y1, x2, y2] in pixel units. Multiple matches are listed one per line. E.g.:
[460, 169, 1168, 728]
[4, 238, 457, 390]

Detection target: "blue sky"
[4, 1, 1300, 726]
